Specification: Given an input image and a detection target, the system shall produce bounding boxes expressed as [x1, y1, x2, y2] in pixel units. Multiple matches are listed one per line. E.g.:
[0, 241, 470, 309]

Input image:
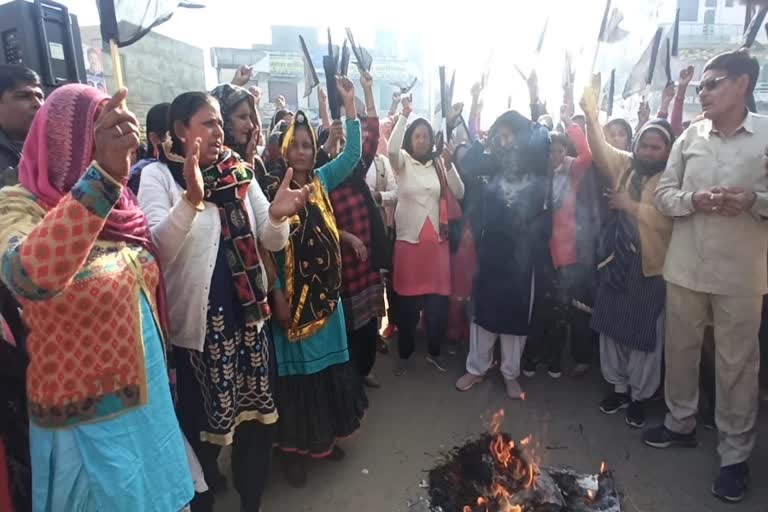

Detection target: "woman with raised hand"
[387, 96, 465, 376]
[138, 90, 310, 511]
[259, 76, 367, 488]
[0, 85, 194, 511]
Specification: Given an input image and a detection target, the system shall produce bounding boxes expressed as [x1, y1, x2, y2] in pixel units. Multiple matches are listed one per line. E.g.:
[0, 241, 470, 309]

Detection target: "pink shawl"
[17, 84, 169, 334]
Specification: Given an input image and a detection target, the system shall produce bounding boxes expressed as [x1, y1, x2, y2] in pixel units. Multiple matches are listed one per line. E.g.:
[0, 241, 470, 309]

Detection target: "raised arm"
[318, 118, 362, 192]
[317, 87, 331, 131]
[671, 66, 695, 137]
[387, 107, 409, 174]
[581, 86, 630, 187]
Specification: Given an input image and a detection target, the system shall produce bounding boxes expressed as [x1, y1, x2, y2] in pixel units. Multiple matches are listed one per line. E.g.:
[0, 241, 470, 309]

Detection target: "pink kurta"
[393, 219, 451, 297]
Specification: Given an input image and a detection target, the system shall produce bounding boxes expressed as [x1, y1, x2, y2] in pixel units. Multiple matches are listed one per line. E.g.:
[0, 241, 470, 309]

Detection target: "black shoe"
[642, 425, 698, 449]
[712, 462, 749, 503]
[625, 400, 646, 429]
[600, 392, 630, 415]
[548, 362, 563, 379]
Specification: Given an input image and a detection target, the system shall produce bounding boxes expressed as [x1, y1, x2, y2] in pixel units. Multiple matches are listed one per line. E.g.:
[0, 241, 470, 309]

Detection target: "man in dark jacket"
[0, 65, 44, 186]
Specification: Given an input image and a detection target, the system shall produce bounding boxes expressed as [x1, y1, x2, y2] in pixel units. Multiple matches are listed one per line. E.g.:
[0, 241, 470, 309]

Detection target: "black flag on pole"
[743, 6, 768, 48]
[623, 27, 663, 98]
[671, 8, 680, 56]
[299, 36, 319, 98]
[324, 28, 341, 119]
[340, 40, 351, 77]
[345, 28, 372, 72]
[536, 17, 549, 53]
[97, 0, 204, 48]
[601, 69, 616, 117]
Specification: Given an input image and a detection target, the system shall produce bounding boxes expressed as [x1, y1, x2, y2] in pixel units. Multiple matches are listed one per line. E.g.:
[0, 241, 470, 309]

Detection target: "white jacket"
[137, 161, 289, 352]
[387, 114, 464, 243]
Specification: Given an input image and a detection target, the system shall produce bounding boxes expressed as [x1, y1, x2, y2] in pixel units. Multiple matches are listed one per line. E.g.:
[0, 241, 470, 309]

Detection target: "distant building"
[80, 26, 206, 126]
[211, 26, 426, 128]
[674, 0, 768, 115]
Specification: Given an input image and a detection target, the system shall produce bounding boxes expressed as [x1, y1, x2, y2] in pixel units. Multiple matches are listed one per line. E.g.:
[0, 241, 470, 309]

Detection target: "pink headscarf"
[18, 84, 149, 247]
[17, 84, 170, 334]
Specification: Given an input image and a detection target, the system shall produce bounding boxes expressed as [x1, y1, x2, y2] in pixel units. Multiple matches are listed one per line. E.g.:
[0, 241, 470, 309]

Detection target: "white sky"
[6, 0, 678, 120]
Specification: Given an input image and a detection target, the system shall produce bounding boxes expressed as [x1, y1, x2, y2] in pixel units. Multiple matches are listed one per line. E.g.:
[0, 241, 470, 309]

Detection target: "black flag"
[671, 8, 680, 57]
[743, 6, 768, 48]
[98, 0, 204, 48]
[299, 36, 319, 98]
[536, 17, 549, 53]
[601, 69, 616, 117]
[340, 40, 351, 76]
[345, 28, 372, 72]
[324, 28, 341, 119]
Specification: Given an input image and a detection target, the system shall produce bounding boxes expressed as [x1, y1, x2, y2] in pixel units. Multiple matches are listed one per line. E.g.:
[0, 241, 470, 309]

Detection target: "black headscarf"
[210, 84, 257, 161]
[402, 118, 436, 165]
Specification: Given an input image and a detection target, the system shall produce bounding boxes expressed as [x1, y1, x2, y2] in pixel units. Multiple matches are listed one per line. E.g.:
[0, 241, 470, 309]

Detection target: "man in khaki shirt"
[647, 50, 768, 503]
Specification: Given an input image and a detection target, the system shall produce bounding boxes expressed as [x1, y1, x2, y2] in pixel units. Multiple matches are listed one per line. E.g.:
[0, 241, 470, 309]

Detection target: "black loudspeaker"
[0, 0, 86, 92]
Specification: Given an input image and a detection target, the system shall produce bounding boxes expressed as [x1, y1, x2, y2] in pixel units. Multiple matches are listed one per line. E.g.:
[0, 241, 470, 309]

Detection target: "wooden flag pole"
[109, 39, 125, 90]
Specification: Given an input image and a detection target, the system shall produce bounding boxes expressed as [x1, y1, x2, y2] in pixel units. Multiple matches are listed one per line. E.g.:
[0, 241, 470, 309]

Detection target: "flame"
[600, 461, 606, 474]
[526, 463, 537, 488]
[477, 497, 487, 506]
[492, 483, 523, 512]
[520, 392, 526, 401]
[520, 436, 531, 446]
[490, 434, 515, 468]
[490, 409, 505, 434]
[587, 489, 595, 500]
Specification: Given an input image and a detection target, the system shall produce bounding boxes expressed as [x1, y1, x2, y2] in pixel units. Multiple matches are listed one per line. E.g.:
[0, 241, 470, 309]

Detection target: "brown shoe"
[456, 373, 483, 391]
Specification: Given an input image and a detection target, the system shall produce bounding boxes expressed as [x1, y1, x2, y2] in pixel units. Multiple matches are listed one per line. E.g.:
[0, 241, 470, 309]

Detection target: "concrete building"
[673, 0, 768, 116]
[80, 26, 206, 126]
[211, 26, 425, 128]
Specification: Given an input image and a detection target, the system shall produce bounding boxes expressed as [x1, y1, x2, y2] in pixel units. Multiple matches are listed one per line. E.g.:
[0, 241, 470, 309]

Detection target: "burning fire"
[600, 461, 606, 474]
[490, 409, 505, 434]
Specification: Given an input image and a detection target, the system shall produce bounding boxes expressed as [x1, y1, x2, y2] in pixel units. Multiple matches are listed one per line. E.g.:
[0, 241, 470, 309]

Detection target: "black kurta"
[460, 120, 551, 336]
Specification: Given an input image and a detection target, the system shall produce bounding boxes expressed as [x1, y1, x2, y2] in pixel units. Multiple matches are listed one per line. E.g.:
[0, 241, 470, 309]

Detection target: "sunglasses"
[696, 75, 729, 95]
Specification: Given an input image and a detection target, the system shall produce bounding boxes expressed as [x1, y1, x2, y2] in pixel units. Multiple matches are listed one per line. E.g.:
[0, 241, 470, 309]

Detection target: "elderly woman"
[388, 97, 465, 376]
[0, 85, 194, 511]
[138, 89, 309, 511]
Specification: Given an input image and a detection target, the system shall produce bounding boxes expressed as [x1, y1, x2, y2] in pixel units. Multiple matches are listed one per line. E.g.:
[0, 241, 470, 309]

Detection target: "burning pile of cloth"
[421, 432, 621, 512]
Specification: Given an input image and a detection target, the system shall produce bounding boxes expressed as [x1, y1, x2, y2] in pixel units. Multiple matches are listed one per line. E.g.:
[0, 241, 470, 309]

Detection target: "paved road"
[215, 348, 768, 512]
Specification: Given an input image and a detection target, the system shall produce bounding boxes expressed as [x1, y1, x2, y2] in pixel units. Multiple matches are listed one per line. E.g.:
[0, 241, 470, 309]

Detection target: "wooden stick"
[109, 39, 124, 90]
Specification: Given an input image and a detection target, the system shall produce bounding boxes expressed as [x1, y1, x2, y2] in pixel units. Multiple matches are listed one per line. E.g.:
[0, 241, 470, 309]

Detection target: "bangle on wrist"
[182, 191, 205, 212]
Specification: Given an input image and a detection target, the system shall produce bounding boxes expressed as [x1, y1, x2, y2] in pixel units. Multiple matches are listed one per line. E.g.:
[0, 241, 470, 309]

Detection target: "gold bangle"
[182, 191, 205, 212]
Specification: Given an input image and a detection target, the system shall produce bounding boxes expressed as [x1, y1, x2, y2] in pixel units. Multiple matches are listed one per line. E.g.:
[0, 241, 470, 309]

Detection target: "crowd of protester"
[0, 45, 767, 511]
